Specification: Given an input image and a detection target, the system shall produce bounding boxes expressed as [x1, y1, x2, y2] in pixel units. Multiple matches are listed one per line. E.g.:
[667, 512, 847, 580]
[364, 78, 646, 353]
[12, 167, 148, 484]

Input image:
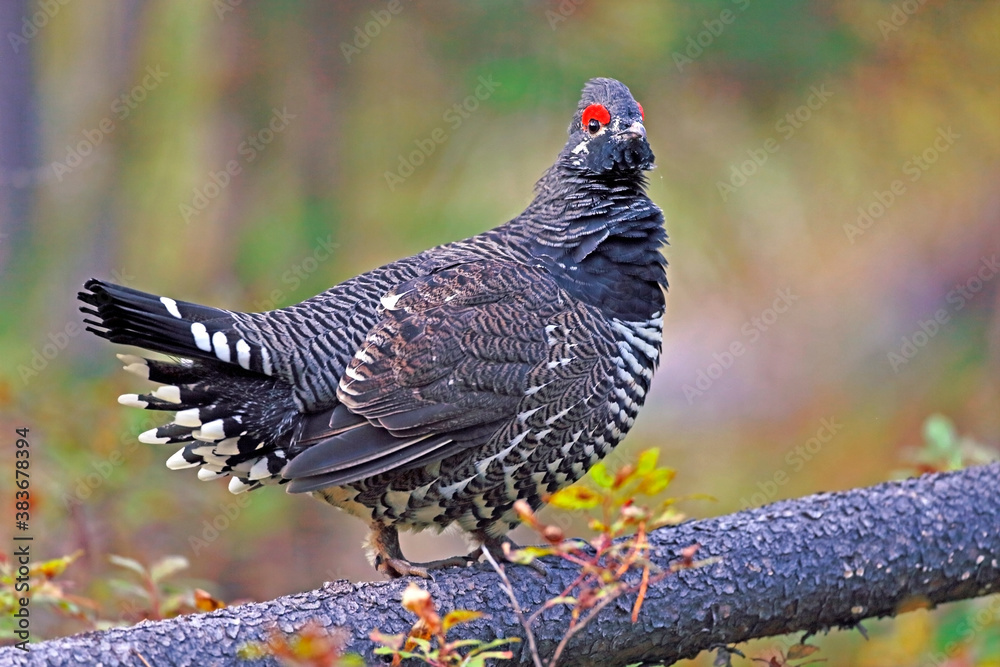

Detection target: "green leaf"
[150, 556, 189, 584]
[464, 650, 515, 666]
[505, 546, 552, 565]
[545, 596, 578, 607]
[636, 448, 660, 474]
[108, 579, 151, 602]
[588, 518, 608, 532]
[505, 549, 535, 565]
[236, 642, 268, 659]
[405, 636, 432, 651]
[549, 486, 601, 510]
[108, 555, 147, 578]
[652, 507, 685, 527]
[590, 462, 614, 488]
[49, 597, 84, 616]
[159, 592, 190, 618]
[923, 414, 957, 456]
[469, 637, 519, 653]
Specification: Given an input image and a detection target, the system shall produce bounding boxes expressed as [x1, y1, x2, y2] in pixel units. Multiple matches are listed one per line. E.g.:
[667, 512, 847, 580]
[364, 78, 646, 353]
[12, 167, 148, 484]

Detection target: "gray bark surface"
[3, 463, 998, 666]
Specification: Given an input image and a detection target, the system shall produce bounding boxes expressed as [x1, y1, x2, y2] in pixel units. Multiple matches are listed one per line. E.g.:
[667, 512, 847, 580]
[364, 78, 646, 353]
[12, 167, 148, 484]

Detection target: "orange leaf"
[786, 643, 821, 660]
[637, 467, 676, 496]
[369, 629, 405, 650]
[193, 588, 225, 612]
[401, 583, 440, 634]
[34, 550, 83, 579]
[442, 609, 482, 632]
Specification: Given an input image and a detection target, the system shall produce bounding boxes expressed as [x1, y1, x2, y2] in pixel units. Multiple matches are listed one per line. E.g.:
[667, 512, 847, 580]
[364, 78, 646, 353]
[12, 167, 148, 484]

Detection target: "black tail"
[79, 279, 295, 493]
[79, 279, 273, 376]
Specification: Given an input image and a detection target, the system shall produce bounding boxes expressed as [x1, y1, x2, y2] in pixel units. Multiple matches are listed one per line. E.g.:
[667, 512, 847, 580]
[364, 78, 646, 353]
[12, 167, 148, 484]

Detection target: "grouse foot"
[370, 523, 476, 579]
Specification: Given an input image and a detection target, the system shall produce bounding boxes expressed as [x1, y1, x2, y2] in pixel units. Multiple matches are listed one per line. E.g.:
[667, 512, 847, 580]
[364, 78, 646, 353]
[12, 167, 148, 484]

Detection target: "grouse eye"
[581, 103, 610, 134]
[637, 102, 644, 120]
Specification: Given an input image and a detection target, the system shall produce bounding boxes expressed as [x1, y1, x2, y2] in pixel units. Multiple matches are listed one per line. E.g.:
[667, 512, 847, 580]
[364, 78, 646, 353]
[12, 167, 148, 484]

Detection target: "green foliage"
[0, 551, 95, 641]
[0, 550, 226, 645]
[105, 553, 224, 623]
[495, 448, 710, 666]
[897, 414, 999, 477]
[851, 597, 1000, 666]
[371, 582, 517, 667]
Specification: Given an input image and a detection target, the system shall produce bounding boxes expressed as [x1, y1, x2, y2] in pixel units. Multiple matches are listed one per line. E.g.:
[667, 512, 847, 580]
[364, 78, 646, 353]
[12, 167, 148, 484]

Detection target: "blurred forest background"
[1, 0, 998, 663]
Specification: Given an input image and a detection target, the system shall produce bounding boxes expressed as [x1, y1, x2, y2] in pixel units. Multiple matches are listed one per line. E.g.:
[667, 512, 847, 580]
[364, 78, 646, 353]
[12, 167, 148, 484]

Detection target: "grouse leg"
[369, 522, 475, 579]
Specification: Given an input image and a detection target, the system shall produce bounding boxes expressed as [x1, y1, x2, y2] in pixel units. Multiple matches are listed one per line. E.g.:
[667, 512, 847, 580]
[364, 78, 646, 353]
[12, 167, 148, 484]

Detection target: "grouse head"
[562, 77, 654, 176]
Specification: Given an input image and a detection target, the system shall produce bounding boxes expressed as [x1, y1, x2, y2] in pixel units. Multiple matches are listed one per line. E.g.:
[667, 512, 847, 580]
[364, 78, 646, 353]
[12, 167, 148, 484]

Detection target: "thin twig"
[131, 649, 153, 667]
[547, 589, 624, 667]
[481, 547, 544, 667]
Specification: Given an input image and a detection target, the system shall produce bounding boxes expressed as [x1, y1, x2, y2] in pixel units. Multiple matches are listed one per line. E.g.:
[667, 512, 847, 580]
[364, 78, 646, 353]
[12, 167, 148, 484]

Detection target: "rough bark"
[3, 464, 998, 666]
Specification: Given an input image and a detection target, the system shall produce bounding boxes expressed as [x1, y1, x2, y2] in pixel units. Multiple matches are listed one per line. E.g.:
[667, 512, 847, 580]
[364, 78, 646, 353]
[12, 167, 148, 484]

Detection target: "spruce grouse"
[79, 77, 667, 578]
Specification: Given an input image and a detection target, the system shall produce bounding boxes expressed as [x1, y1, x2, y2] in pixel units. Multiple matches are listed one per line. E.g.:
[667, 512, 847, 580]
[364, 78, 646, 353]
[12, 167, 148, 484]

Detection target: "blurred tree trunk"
[0, 0, 37, 278]
[1, 463, 998, 666]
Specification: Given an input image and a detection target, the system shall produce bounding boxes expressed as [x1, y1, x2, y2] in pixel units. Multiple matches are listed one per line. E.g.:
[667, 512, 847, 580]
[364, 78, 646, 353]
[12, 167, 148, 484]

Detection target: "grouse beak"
[616, 120, 647, 141]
